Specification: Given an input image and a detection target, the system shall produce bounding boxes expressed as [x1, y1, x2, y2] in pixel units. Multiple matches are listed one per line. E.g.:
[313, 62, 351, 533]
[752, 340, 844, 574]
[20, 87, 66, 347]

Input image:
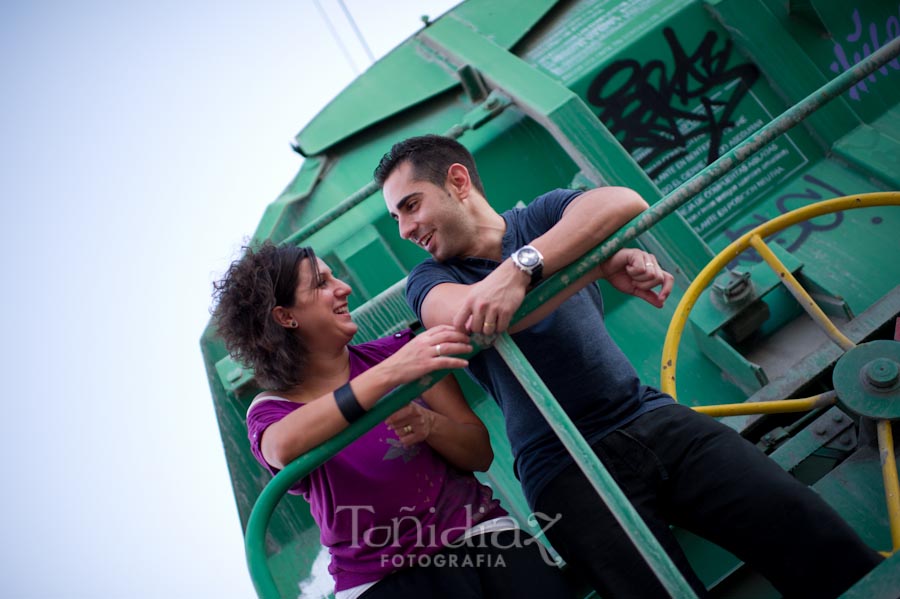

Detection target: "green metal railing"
[245, 35, 900, 599]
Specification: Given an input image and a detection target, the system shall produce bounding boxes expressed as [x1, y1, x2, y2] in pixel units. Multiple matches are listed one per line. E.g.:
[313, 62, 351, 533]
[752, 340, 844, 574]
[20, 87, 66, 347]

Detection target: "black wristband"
[334, 382, 366, 423]
[530, 263, 543, 287]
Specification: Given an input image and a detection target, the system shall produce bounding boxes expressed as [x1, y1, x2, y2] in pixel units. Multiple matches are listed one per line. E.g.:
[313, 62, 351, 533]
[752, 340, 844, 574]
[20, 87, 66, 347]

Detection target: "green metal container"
[201, 0, 900, 595]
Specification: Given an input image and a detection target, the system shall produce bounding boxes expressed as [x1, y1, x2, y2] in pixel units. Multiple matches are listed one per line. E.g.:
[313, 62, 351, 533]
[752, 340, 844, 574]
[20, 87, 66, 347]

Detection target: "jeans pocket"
[606, 429, 670, 483]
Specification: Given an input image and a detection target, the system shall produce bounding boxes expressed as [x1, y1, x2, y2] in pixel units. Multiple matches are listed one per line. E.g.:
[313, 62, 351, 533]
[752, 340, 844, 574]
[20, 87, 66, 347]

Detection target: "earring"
[290, 321, 299, 328]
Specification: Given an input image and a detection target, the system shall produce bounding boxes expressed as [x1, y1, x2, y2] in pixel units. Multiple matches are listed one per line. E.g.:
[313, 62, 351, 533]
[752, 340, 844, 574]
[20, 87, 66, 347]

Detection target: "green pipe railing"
[493, 334, 697, 597]
[245, 368, 460, 598]
[282, 179, 381, 247]
[245, 34, 900, 598]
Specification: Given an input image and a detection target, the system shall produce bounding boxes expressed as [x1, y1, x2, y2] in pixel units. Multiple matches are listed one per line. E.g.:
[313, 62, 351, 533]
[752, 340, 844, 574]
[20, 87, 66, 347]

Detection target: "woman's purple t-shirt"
[246, 330, 506, 591]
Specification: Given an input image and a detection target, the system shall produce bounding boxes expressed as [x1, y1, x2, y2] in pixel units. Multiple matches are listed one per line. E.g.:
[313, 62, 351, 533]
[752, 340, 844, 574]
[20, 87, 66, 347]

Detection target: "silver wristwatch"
[510, 245, 544, 286]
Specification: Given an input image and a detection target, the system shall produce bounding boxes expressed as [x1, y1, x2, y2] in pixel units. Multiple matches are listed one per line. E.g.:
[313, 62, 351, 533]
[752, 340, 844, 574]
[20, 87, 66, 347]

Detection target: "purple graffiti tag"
[722, 175, 847, 269]
[586, 28, 759, 178]
[830, 7, 900, 101]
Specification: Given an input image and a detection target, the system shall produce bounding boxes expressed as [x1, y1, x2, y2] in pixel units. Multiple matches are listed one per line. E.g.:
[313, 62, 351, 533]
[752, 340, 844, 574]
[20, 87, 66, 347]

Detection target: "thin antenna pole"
[312, 0, 360, 74]
[336, 0, 375, 63]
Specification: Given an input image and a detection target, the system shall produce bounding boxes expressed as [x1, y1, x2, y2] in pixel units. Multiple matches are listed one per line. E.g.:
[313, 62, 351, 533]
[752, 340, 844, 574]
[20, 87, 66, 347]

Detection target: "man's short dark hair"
[373, 134, 485, 195]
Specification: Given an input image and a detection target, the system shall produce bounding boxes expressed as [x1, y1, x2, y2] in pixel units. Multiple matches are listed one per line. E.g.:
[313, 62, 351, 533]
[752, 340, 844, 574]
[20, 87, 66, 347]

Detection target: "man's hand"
[598, 248, 674, 308]
[451, 260, 529, 334]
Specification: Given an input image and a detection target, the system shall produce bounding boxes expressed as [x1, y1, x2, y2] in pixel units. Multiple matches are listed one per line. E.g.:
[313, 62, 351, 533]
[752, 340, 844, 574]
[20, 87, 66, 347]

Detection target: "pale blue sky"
[0, 1, 458, 596]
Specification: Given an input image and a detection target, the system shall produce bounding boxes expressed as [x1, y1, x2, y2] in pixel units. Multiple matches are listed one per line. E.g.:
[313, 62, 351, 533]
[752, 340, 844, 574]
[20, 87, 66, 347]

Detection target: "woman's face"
[289, 257, 358, 345]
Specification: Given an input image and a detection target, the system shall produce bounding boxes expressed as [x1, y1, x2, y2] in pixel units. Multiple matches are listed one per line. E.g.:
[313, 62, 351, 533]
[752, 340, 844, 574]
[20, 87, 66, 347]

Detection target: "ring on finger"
[645, 262, 654, 267]
[402, 424, 413, 435]
[434, 344, 442, 357]
[484, 321, 496, 331]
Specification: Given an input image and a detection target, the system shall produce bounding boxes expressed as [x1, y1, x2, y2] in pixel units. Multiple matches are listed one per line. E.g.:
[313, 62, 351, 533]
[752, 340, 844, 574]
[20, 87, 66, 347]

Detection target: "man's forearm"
[528, 187, 648, 278]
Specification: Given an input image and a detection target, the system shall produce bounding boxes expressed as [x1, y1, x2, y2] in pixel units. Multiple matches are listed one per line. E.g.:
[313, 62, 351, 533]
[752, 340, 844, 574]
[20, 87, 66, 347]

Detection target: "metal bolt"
[815, 425, 827, 435]
[711, 270, 753, 306]
[839, 434, 852, 447]
[832, 413, 844, 423]
[864, 358, 900, 389]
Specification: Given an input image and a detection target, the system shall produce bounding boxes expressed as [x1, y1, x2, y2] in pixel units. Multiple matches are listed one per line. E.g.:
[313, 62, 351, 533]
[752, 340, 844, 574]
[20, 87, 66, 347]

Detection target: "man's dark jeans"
[535, 404, 882, 598]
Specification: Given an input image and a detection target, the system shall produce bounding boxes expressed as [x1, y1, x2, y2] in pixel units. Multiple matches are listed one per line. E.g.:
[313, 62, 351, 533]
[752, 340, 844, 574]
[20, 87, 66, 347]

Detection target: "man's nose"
[399, 217, 416, 241]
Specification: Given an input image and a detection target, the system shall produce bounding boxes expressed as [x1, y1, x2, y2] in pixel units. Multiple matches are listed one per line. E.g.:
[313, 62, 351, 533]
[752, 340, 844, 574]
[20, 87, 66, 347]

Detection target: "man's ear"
[446, 163, 471, 199]
[272, 306, 297, 329]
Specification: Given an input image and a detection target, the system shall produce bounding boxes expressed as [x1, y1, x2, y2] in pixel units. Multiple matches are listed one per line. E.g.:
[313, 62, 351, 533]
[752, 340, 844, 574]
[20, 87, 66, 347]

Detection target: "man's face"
[383, 161, 470, 262]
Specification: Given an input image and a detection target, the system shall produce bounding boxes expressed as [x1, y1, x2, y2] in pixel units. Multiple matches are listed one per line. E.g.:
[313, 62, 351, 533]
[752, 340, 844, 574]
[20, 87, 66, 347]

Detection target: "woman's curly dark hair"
[211, 242, 320, 391]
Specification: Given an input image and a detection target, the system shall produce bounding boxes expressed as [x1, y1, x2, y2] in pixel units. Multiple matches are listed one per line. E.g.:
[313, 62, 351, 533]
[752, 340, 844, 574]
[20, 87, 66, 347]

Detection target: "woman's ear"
[272, 306, 299, 329]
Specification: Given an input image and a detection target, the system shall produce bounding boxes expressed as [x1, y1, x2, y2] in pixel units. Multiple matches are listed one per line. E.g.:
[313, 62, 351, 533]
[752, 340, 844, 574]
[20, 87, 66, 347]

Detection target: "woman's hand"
[385, 374, 494, 471]
[386, 402, 435, 447]
[382, 324, 472, 385]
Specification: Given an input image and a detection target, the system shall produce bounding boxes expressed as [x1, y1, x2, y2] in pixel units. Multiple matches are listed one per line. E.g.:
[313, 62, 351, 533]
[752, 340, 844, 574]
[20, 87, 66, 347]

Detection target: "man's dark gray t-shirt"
[406, 189, 673, 507]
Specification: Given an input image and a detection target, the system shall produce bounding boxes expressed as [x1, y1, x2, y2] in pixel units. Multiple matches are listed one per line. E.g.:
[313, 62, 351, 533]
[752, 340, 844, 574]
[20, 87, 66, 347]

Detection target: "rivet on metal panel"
[760, 427, 790, 449]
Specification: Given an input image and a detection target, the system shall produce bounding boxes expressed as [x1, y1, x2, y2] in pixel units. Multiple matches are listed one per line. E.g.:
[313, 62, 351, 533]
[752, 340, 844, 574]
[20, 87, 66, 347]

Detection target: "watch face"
[518, 247, 539, 267]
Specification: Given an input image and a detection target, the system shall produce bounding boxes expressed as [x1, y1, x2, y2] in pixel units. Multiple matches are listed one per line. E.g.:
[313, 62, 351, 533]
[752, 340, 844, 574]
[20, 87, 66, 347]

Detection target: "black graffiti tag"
[586, 28, 759, 178]
[722, 175, 847, 269]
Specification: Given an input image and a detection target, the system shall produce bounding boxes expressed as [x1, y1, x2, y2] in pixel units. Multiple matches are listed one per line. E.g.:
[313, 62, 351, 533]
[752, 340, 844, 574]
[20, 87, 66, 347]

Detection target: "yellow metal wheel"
[660, 192, 900, 554]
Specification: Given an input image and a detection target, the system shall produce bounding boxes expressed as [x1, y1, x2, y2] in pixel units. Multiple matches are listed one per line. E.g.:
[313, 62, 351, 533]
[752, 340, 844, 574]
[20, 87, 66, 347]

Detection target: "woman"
[212, 242, 572, 599]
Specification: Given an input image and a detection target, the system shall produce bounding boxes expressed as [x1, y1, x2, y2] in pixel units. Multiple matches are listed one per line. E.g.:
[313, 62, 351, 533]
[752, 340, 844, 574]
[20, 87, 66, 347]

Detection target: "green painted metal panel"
[832, 121, 900, 188]
[872, 105, 900, 140]
[690, 245, 803, 336]
[841, 549, 900, 599]
[294, 0, 561, 156]
[293, 41, 458, 156]
[253, 157, 327, 242]
[333, 225, 406, 301]
[813, 446, 893, 553]
[707, 0, 862, 149]
[215, 354, 254, 397]
[769, 407, 855, 473]
[518, 0, 821, 240]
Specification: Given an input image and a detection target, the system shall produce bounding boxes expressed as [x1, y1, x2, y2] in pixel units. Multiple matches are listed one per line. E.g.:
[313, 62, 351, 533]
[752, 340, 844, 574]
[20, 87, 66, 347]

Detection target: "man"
[374, 134, 881, 598]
